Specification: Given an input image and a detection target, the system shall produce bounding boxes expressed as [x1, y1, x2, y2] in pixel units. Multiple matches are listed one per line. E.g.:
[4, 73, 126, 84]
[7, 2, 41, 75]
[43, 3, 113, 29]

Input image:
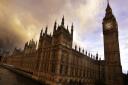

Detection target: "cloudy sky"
[0, 0, 128, 73]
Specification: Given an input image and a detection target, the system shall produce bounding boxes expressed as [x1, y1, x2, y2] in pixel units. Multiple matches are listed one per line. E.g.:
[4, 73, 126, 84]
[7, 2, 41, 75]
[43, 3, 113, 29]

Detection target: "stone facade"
[102, 2, 123, 85]
[5, 17, 105, 85]
[3, 2, 123, 85]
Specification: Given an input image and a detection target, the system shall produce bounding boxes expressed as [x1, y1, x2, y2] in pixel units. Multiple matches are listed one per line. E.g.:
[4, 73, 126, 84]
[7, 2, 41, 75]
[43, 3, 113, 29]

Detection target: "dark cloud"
[0, 19, 25, 50]
[0, 0, 81, 50]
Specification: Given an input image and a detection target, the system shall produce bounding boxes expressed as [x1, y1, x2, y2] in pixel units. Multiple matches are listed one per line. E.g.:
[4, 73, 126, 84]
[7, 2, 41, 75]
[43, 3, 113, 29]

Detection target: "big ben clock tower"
[102, 1, 123, 85]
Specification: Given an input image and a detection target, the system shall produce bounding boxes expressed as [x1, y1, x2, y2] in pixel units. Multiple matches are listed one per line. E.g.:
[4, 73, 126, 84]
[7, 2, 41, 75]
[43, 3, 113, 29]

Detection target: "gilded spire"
[107, 0, 110, 9]
[106, 0, 112, 13]
[107, 0, 109, 5]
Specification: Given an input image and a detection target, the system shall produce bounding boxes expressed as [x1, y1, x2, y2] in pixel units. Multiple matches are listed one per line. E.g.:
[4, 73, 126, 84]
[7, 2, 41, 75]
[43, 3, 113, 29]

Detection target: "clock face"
[105, 22, 113, 30]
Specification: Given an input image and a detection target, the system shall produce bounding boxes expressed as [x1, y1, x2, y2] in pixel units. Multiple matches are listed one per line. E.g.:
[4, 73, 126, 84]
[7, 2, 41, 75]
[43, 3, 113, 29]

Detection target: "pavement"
[0, 66, 42, 85]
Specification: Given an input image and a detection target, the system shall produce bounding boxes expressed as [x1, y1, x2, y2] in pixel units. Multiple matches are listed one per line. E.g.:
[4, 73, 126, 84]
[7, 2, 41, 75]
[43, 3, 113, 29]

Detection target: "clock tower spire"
[102, 1, 123, 85]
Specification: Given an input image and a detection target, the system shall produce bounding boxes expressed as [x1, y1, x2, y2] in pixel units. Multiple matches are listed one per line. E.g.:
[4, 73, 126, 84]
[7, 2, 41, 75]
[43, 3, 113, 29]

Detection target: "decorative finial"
[107, 0, 110, 8]
[106, 0, 112, 14]
[71, 23, 74, 36]
[75, 45, 77, 50]
[54, 21, 57, 32]
[71, 23, 73, 29]
[54, 21, 57, 28]
[96, 52, 98, 60]
[40, 28, 43, 37]
[82, 49, 84, 53]
[107, 0, 109, 4]
[45, 26, 48, 34]
[61, 15, 64, 26]
[86, 51, 87, 55]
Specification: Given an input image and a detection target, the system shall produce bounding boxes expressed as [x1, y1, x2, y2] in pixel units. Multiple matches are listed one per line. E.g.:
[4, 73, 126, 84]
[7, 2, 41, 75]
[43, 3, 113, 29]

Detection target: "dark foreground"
[0, 66, 42, 85]
[0, 66, 128, 85]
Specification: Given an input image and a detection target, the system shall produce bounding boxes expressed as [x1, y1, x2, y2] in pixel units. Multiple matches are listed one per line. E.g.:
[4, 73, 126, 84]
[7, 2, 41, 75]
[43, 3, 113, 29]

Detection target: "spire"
[45, 26, 48, 34]
[71, 23, 73, 36]
[96, 52, 98, 60]
[40, 29, 43, 37]
[53, 21, 57, 33]
[24, 42, 28, 49]
[75, 45, 77, 50]
[107, 0, 109, 5]
[61, 16, 64, 26]
[67, 25, 69, 32]
[71, 23, 73, 30]
[82, 49, 84, 53]
[107, 0, 110, 9]
[106, 0, 112, 14]
[85, 51, 87, 55]
[79, 47, 81, 52]
[26, 42, 28, 45]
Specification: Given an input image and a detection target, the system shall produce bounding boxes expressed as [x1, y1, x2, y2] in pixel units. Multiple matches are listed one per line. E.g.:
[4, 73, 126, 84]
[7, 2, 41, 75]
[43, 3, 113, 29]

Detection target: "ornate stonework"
[103, 2, 123, 85]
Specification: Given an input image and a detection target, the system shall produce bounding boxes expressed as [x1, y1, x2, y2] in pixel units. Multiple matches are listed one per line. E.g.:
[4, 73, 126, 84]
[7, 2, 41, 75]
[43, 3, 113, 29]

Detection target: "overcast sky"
[0, 0, 128, 73]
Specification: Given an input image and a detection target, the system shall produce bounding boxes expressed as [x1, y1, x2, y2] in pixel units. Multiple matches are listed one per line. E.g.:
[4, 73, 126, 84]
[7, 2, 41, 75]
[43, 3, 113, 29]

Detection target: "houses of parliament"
[2, 1, 123, 85]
